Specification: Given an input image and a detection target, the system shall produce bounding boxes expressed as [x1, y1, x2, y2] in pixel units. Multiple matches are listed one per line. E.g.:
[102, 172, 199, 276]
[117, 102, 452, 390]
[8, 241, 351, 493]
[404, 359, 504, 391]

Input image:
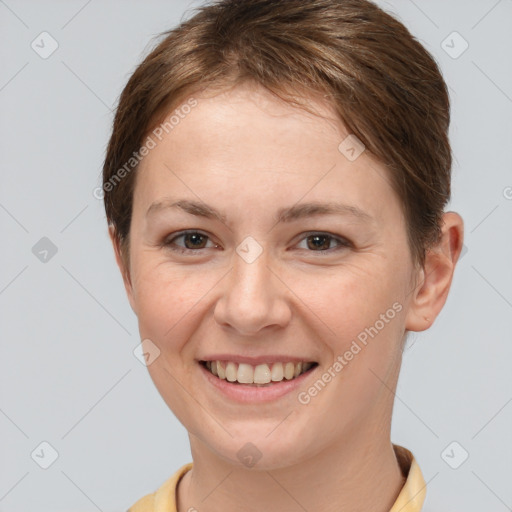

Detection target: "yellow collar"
[390, 445, 427, 511]
[129, 444, 426, 512]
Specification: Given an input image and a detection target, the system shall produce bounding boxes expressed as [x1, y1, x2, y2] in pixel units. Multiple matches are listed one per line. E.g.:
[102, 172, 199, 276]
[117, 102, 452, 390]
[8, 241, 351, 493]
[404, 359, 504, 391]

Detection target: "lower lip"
[198, 362, 317, 404]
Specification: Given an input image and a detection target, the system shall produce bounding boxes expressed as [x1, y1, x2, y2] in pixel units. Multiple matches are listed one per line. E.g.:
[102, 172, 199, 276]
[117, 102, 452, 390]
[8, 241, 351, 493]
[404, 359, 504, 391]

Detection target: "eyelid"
[163, 229, 351, 254]
[294, 231, 352, 251]
[163, 229, 218, 252]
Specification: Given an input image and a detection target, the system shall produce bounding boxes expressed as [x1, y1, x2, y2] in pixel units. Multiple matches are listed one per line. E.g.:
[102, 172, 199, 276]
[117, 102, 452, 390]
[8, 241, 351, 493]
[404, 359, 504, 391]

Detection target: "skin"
[110, 82, 464, 512]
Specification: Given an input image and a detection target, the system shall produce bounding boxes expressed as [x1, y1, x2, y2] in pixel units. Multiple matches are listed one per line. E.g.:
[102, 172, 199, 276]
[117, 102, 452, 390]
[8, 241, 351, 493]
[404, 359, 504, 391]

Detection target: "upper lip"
[198, 354, 318, 365]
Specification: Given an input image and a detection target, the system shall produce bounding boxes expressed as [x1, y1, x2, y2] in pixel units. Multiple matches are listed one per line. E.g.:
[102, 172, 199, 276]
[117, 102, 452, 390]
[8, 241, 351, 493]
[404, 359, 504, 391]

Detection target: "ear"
[108, 225, 137, 314]
[405, 212, 464, 331]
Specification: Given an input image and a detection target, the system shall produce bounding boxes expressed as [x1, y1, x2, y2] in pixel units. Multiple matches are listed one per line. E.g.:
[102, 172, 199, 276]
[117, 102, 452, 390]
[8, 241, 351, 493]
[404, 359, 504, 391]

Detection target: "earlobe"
[108, 225, 137, 314]
[405, 212, 464, 332]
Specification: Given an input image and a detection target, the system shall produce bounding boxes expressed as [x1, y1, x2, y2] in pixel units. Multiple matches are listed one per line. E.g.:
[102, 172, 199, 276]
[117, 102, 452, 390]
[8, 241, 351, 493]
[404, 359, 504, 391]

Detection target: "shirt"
[128, 444, 426, 512]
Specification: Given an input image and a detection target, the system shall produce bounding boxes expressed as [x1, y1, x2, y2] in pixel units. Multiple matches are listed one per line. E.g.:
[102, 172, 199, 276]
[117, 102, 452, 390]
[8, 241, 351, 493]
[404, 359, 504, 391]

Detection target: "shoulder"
[127, 492, 155, 512]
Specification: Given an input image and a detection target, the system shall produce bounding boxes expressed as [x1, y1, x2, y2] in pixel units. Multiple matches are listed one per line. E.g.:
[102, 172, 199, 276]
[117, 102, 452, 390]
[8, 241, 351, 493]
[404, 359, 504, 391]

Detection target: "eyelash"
[162, 230, 351, 255]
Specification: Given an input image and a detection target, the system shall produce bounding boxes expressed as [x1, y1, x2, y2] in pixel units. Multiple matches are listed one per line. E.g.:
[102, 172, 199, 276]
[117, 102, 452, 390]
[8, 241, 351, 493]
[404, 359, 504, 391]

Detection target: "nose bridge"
[214, 242, 289, 334]
[232, 247, 271, 301]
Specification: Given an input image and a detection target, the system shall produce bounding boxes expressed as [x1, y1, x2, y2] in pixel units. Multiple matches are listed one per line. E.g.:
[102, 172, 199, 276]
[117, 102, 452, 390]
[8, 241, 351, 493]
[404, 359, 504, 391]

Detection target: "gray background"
[1, 0, 511, 511]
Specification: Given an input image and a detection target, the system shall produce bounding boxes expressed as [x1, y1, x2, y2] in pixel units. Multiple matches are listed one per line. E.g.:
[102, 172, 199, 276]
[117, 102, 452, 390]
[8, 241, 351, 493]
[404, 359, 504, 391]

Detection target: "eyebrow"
[146, 198, 375, 225]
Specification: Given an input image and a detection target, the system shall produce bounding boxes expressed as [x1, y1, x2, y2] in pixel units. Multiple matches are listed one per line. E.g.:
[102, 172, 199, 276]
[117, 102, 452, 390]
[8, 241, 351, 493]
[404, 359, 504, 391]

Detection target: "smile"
[200, 360, 318, 386]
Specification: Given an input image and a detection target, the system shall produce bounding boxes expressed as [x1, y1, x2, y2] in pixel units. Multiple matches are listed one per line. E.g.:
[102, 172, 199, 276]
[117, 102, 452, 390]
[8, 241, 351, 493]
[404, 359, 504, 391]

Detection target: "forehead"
[178, 84, 342, 153]
[134, 83, 401, 226]
[141, 83, 347, 174]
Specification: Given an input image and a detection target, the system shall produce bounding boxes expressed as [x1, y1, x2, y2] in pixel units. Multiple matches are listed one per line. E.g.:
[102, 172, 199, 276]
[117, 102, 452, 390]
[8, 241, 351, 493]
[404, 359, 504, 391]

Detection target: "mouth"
[199, 360, 319, 387]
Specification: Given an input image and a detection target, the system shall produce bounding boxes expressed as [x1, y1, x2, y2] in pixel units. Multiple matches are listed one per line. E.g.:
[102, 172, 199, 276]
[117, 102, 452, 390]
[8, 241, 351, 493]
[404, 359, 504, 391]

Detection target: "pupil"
[185, 233, 205, 249]
[308, 235, 329, 250]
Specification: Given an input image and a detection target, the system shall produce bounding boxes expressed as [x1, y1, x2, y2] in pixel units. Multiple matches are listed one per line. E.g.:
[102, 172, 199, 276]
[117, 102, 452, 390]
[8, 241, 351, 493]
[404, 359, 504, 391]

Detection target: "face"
[113, 83, 421, 469]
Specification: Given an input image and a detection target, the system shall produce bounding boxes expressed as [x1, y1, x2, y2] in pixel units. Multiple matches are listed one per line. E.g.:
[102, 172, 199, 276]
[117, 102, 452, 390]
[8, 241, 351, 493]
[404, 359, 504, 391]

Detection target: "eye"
[163, 230, 218, 254]
[296, 232, 351, 253]
[162, 230, 351, 255]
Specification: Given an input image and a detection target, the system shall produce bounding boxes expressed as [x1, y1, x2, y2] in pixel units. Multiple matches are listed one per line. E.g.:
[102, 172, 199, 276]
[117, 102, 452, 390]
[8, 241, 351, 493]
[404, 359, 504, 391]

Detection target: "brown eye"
[164, 231, 217, 253]
[181, 232, 208, 249]
[306, 234, 331, 250]
[297, 232, 351, 252]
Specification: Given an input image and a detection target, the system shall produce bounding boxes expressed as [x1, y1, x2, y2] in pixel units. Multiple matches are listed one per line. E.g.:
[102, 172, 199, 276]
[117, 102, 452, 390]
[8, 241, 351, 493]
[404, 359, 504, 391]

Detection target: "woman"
[102, 0, 464, 510]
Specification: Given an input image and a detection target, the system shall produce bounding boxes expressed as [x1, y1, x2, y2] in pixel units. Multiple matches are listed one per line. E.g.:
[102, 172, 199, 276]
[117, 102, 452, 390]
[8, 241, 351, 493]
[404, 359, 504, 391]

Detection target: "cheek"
[297, 271, 405, 426]
[130, 258, 218, 352]
[293, 262, 405, 351]
[296, 263, 406, 409]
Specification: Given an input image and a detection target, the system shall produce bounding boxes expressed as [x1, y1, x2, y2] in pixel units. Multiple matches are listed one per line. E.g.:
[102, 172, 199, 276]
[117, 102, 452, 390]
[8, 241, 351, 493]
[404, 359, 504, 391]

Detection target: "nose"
[213, 248, 292, 336]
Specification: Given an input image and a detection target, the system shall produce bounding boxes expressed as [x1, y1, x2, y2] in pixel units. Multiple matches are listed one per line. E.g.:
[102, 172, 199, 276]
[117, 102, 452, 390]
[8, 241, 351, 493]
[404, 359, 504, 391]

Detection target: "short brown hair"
[103, 0, 451, 271]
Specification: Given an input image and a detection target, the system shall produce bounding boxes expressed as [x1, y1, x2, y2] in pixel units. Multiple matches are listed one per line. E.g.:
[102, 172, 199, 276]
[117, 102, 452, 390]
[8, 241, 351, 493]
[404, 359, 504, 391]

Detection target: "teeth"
[271, 362, 284, 381]
[226, 362, 237, 382]
[284, 362, 295, 380]
[237, 363, 254, 384]
[254, 364, 271, 384]
[217, 361, 226, 379]
[204, 360, 314, 385]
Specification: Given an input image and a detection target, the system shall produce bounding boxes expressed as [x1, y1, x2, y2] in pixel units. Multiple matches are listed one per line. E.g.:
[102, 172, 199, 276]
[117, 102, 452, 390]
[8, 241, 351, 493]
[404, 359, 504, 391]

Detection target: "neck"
[177, 419, 406, 512]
